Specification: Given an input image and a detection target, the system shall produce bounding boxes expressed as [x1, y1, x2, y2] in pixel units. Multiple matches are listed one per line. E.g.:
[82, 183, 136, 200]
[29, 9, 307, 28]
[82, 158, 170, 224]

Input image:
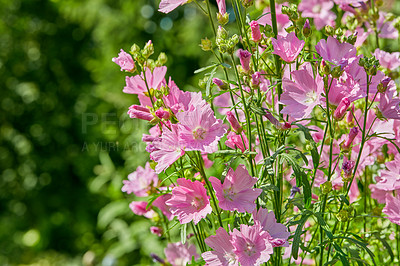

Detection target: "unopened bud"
[200, 38, 213, 51]
[249, 21, 262, 42]
[336, 209, 349, 222]
[213, 78, 229, 90]
[130, 44, 140, 55]
[341, 127, 359, 151]
[142, 40, 154, 58]
[217, 26, 228, 40]
[237, 49, 252, 72]
[319, 59, 331, 76]
[217, 12, 229, 25]
[226, 111, 242, 133]
[303, 19, 311, 37]
[333, 97, 350, 120]
[156, 52, 168, 65]
[324, 25, 335, 36]
[320, 181, 332, 194]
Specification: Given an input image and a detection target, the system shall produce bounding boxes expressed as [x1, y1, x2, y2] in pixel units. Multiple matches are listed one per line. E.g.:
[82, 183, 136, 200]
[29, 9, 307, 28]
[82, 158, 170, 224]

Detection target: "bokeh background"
[2, 0, 400, 265]
[0, 0, 212, 265]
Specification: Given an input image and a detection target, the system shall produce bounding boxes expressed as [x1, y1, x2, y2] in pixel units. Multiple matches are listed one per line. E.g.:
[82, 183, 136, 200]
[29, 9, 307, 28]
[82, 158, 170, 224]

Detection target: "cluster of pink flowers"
[112, 0, 400, 264]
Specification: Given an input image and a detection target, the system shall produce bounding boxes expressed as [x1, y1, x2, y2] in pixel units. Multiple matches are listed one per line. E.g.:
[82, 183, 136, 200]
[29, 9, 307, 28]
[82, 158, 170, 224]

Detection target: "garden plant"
[114, 0, 400, 265]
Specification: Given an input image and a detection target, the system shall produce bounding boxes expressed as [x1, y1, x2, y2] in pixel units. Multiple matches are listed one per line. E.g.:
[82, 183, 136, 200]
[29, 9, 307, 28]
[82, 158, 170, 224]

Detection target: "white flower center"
[305, 91, 317, 104]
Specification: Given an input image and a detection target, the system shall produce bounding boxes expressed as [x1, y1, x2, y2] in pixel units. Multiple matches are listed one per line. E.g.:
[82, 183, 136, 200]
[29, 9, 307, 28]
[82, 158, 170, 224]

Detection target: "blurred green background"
[0, 0, 211, 265]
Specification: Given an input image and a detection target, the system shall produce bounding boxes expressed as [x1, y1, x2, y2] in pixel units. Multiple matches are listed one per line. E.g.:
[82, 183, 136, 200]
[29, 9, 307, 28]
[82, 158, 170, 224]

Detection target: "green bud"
[281, 5, 290, 15]
[336, 210, 349, 222]
[241, 0, 253, 8]
[200, 38, 213, 51]
[154, 89, 163, 99]
[217, 26, 229, 41]
[264, 25, 274, 37]
[161, 85, 170, 96]
[154, 99, 164, 109]
[198, 76, 209, 89]
[324, 25, 335, 36]
[217, 12, 229, 25]
[157, 52, 168, 65]
[358, 57, 366, 67]
[320, 181, 332, 194]
[331, 65, 343, 78]
[346, 34, 357, 45]
[142, 40, 154, 58]
[335, 28, 343, 37]
[130, 44, 140, 55]
[289, 10, 299, 21]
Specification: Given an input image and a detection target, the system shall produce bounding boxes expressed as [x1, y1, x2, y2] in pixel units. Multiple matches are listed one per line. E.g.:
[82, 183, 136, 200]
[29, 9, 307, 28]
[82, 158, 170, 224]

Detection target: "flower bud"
[251, 72, 261, 87]
[142, 40, 154, 58]
[217, 26, 228, 41]
[127, 105, 153, 121]
[217, 12, 229, 25]
[341, 127, 359, 151]
[346, 32, 358, 45]
[333, 97, 350, 120]
[336, 210, 349, 222]
[237, 49, 252, 72]
[377, 77, 391, 93]
[150, 226, 163, 237]
[319, 59, 331, 76]
[331, 65, 344, 78]
[320, 181, 332, 194]
[289, 186, 300, 199]
[130, 44, 140, 55]
[226, 111, 242, 133]
[241, 0, 253, 8]
[200, 38, 213, 51]
[341, 160, 355, 182]
[156, 52, 168, 65]
[213, 77, 229, 90]
[155, 108, 170, 119]
[249, 20, 262, 42]
[303, 19, 311, 37]
[324, 25, 335, 36]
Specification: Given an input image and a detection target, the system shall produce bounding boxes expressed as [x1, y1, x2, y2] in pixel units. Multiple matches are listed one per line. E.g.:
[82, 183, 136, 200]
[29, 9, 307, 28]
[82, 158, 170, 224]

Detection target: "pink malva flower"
[315, 36, 357, 65]
[374, 156, 400, 192]
[271, 32, 305, 63]
[231, 223, 273, 266]
[376, 11, 399, 39]
[129, 201, 156, 219]
[164, 81, 205, 114]
[298, 0, 336, 30]
[176, 105, 227, 153]
[159, 0, 188, 13]
[373, 49, 400, 70]
[249, 21, 262, 42]
[383, 194, 400, 225]
[209, 165, 262, 213]
[202, 227, 238, 266]
[258, 4, 291, 34]
[153, 193, 174, 220]
[151, 124, 185, 174]
[122, 162, 158, 197]
[164, 242, 199, 266]
[378, 83, 400, 120]
[112, 49, 135, 71]
[281, 63, 324, 119]
[124, 66, 167, 95]
[225, 131, 249, 152]
[166, 178, 212, 224]
[252, 208, 290, 247]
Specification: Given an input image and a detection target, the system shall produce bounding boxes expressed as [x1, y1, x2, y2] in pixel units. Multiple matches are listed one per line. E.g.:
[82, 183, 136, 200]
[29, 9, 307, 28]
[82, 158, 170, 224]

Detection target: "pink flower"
[374, 156, 400, 192]
[153, 193, 174, 220]
[129, 201, 156, 219]
[333, 97, 350, 120]
[231, 223, 273, 266]
[121, 162, 158, 197]
[225, 131, 249, 152]
[237, 49, 252, 72]
[341, 127, 359, 150]
[252, 208, 290, 247]
[383, 194, 400, 225]
[216, 0, 226, 15]
[159, 0, 188, 13]
[249, 21, 262, 42]
[176, 105, 227, 153]
[376, 11, 399, 39]
[271, 32, 305, 63]
[298, 0, 336, 30]
[112, 49, 135, 71]
[151, 124, 185, 173]
[150, 226, 163, 237]
[258, 4, 291, 34]
[164, 242, 199, 266]
[202, 227, 238, 266]
[315, 36, 357, 65]
[166, 178, 212, 224]
[378, 83, 400, 120]
[281, 63, 324, 119]
[209, 165, 262, 213]
[164, 81, 205, 114]
[123, 66, 167, 95]
[226, 111, 242, 133]
[127, 105, 153, 121]
[373, 49, 400, 70]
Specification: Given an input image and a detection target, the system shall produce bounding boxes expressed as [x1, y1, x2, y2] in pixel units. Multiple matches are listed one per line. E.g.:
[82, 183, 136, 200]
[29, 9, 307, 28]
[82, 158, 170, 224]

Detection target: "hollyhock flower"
[383, 194, 400, 225]
[202, 227, 238, 266]
[271, 32, 305, 63]
[127, 105, 154, 121]
[333, 97, 350, 120]
[326, 71, 364, 105]
[112, 49, 135, 71]
[153, 193, 174, 220]
[151, 124, 185, 173]
[281, 63, 324, 119]
[164, 242, 199, 266]
[249, 21, 262, 42]
[373, 49, 400, 70]
[166, 178, 212, 224]
[378, 83, 400, 120]
[231, 223, 273, 266]
[129, 201, 156, 219]
[159, 0, 188, 13]
[123, 66, 167, 95]
[209, 165, 262, 213]
[122, 162, 158, 197]
[252, 208, 290, 247]
[315, 36, 357, 65]
[237, 49, 252, 72]
[376, 11, 399, 39]
[176, 105, 227, 153]
[225, 131, 249, 152]
[298, 0, 336, 30]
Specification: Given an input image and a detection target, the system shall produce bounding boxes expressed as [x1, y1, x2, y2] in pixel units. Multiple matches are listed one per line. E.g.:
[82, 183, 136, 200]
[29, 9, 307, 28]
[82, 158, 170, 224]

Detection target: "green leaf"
[339, 194, 350, 206]
[293, 123, 320, 170]
[206, 66, 218, 98]
[194, 63, 218, 74]
[291, 210, 312, 260]
[221, 62, 232, 69]
[373, 233, 394, 262]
